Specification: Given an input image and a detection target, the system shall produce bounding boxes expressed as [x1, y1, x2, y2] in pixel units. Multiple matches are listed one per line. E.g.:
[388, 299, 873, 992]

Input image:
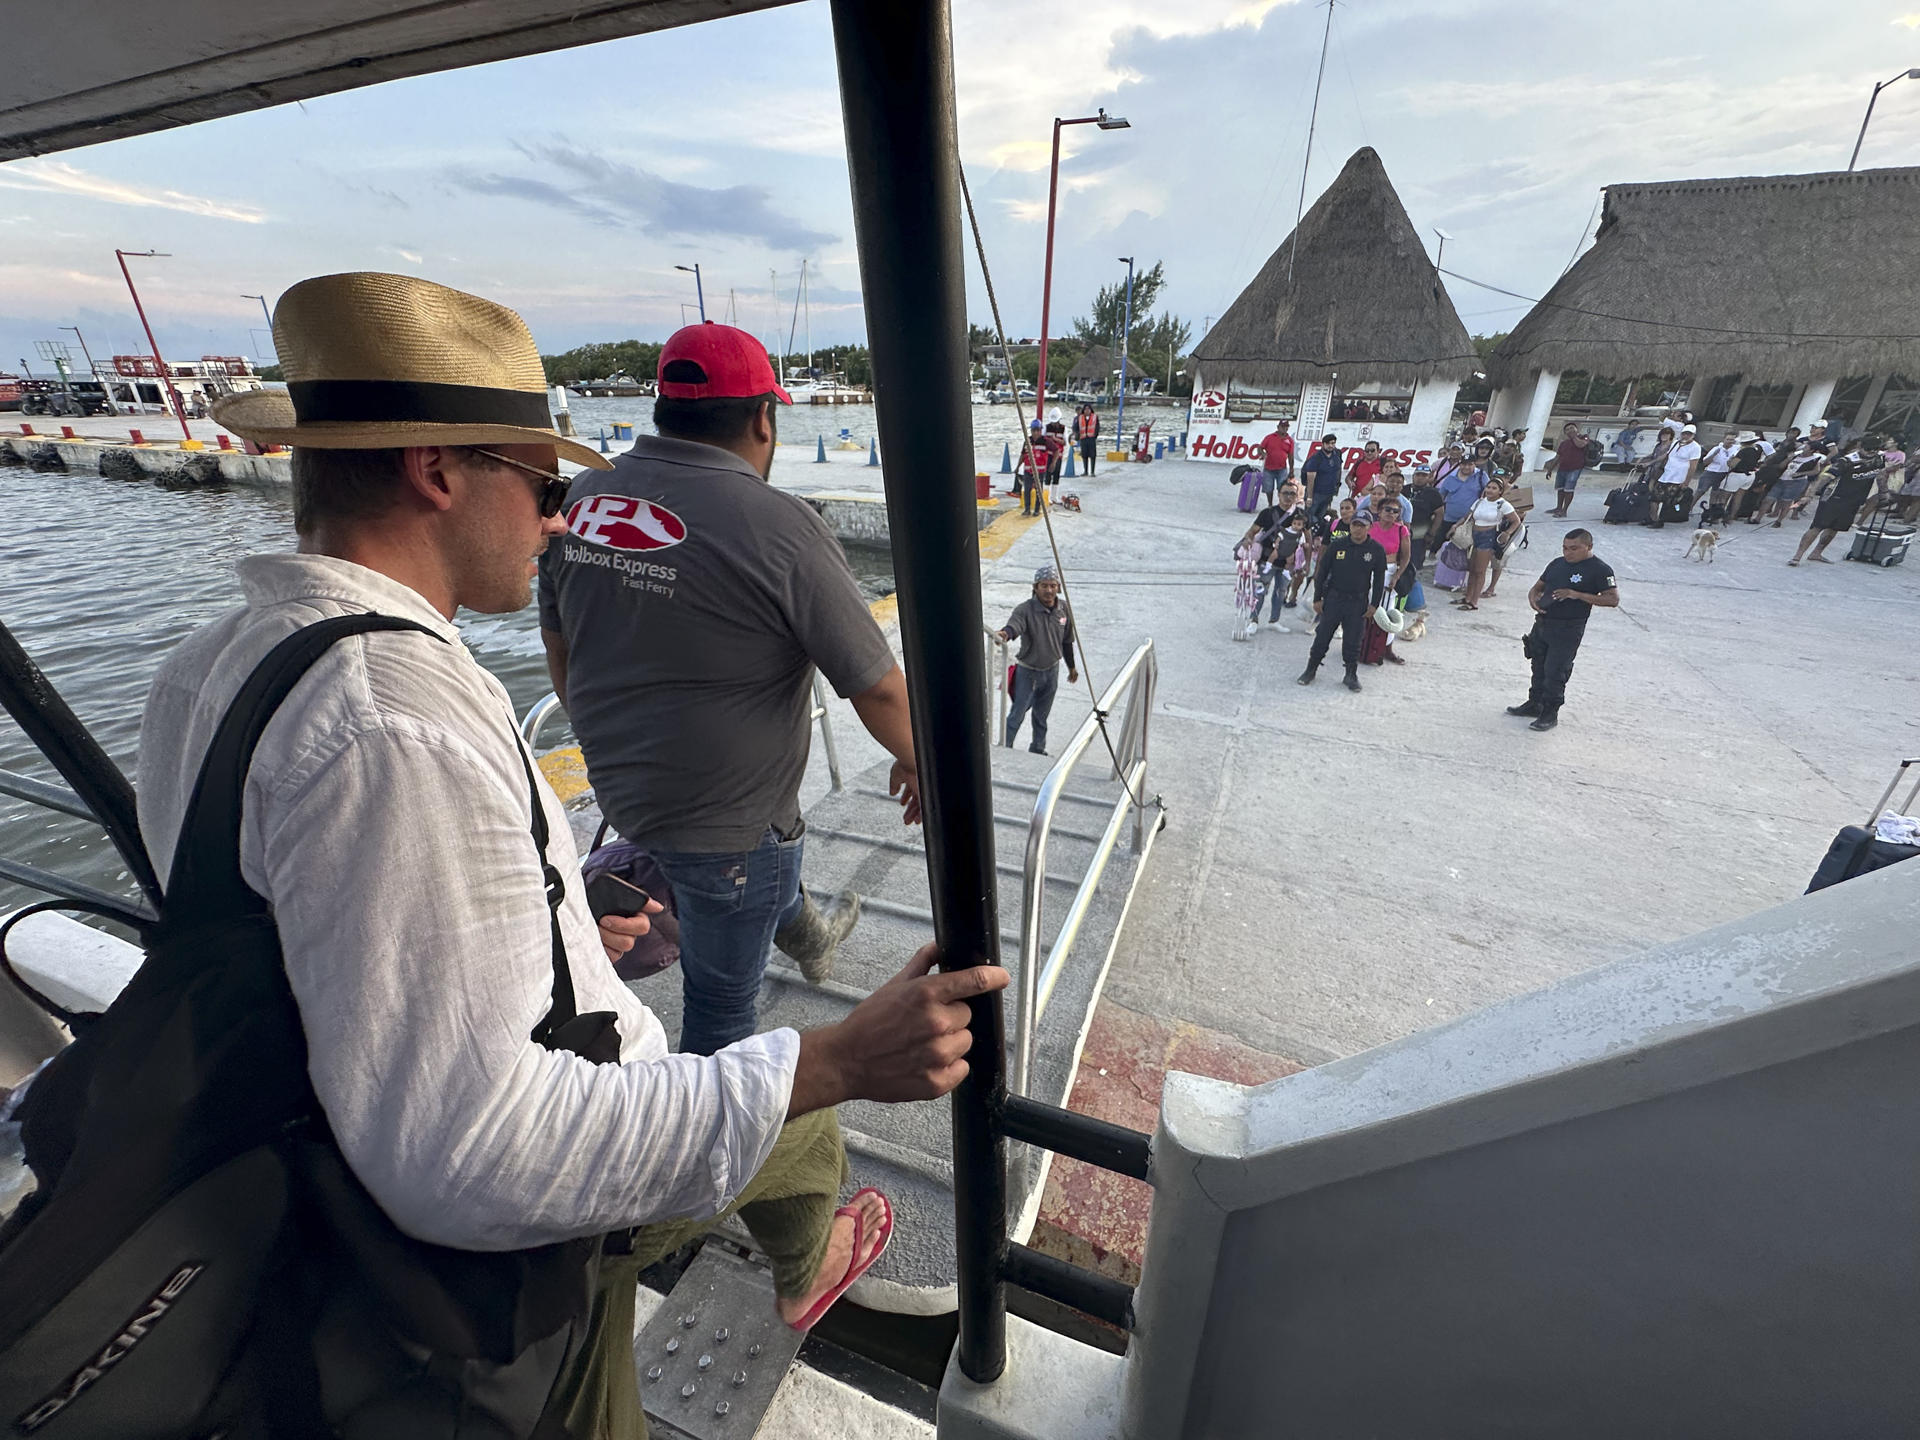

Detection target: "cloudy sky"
[3, 0, 1918, 374]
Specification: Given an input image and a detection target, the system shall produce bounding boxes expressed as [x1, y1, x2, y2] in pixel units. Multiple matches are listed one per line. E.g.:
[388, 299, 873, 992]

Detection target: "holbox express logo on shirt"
[565, 494, 688, 551]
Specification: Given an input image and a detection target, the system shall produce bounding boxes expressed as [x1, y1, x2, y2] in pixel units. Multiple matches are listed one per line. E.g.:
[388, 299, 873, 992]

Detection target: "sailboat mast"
[786, 260, 805, 378]
[803, 260, 813, 376]
[769, 268, 782, 384]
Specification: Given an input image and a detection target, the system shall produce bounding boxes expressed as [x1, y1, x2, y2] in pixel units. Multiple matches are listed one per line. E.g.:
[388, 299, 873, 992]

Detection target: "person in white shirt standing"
[180, 273, 1007, 1435]
[1697, 430, 1739, 511]
[1651, 422, 1703, 528]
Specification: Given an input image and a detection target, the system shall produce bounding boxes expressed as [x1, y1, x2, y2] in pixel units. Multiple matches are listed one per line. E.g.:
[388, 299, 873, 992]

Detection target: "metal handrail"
[0, 767, 92, 822]
[1010, 638, 1158, 1097]
[517, 674, 845, 793]
[0, 769, 156, 921]
[983, 627, 1010, 741]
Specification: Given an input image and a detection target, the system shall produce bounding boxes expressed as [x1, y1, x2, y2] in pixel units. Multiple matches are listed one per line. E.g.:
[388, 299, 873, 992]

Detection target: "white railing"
[1009, 638, 1160, 1097]
[984, 627, 1010, 742]
[519, 675, 844, 792]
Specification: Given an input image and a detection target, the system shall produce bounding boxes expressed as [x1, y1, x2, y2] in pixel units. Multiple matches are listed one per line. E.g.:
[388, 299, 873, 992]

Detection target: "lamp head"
[1096, 109, 1131, 130]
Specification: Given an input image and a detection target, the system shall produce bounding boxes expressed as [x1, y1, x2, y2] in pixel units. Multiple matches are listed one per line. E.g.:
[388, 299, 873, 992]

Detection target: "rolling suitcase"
[1604, 480, 1649, 525]
[1805, 758, 1920, 893]
[1237, 466, 1264, 512]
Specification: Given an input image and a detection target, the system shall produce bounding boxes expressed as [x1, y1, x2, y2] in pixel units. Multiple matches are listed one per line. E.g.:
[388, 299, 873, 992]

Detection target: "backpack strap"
[160, 612, 596, 1051]
[514, 739, 580, 1045]
[162, 615, 442, 915]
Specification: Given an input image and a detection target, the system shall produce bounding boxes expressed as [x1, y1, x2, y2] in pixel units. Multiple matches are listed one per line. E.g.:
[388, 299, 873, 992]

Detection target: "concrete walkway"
[981, 461, 1920, 1065]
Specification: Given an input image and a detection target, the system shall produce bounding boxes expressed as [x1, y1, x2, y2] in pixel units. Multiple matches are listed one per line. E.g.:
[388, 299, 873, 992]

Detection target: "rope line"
[957, 162, 1159, 816]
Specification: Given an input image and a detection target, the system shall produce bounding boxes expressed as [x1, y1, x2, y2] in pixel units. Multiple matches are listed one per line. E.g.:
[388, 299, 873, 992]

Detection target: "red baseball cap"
[657, 323, 792, 404]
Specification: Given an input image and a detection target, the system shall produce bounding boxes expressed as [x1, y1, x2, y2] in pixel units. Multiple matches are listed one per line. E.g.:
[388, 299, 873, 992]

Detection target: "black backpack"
[0, 614, 618, 1438]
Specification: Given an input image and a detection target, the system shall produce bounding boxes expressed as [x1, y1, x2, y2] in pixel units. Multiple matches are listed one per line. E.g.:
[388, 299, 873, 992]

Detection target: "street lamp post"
[1849, 68, 1920, 170]
[240, 293, 272, 328]
[675, 263, 707, 322]
[1433, 225, 1453, 269]
[1033, 108, 1129, 432]
[59, 325, 116, 415]
[115, 249, 191, 440]
[1115, 255, 1136, 450]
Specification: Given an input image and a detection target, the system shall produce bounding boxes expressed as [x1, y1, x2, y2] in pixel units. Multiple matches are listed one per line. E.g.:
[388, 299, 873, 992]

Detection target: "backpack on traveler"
[0, 615, 616, 1438]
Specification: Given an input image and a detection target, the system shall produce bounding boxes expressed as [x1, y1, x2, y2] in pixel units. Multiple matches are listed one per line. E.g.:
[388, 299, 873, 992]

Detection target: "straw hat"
[212, 272, 612, 469]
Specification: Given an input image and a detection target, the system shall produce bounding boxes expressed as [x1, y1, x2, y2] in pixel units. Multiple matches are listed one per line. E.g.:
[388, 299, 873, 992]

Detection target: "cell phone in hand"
[586, 871, 652, 921]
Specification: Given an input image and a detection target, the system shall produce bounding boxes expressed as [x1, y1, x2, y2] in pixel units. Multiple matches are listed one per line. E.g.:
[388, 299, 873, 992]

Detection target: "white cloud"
[0, 160, 268, 223]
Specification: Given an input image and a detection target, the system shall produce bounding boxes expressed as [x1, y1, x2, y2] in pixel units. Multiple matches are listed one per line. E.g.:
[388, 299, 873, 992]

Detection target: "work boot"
[1506, 701, 1542, 717]
[1529, 709, 1560, 732]
[1296, 663, 1319, 686]
[775, 890, 861, 984]
[1342, 669, 1362, 693]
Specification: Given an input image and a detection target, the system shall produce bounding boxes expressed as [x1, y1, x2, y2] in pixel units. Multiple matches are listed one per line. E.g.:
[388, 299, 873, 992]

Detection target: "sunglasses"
[465, 446, 571, 518]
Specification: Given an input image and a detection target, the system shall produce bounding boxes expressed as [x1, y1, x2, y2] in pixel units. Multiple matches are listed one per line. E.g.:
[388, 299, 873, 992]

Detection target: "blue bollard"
[1064, 446, 1076, 478]
[1154, 440, 1165, 460]
[597, 427, 610, 454]
[868, 436, 879, 467]
[1001, 441, 1013, 473]
[816, 434, 828, 463]
[1180, 430, 1188, 448]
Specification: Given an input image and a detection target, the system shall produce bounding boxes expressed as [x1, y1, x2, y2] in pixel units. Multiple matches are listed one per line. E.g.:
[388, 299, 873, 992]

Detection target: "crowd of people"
[1233, 418, 1619, 727]
[1584, 408, 1916, 563]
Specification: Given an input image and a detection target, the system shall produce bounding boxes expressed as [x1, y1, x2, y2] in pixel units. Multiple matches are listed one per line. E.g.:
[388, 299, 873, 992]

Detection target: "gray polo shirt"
[538, 433, 894, 853]
[1001, 594, 1076, 672]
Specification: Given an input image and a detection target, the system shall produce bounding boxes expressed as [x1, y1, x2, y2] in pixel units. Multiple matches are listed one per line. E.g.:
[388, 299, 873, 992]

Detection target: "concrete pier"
[0, 430, 288, 485]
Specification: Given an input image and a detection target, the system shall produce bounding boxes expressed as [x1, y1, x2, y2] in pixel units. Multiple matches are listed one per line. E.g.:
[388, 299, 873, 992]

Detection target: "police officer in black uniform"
[1509, 527, 1619, 731]
[1297, 510, 1387, 692]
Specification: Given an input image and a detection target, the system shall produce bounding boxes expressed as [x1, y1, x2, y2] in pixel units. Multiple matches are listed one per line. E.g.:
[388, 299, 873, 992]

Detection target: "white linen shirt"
[137, 554, 798, 1251]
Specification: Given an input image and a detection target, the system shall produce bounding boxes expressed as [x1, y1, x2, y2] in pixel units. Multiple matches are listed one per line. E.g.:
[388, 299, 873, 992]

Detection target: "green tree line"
[965, 259, 1195, 396]
[539, 261, 1195, 395]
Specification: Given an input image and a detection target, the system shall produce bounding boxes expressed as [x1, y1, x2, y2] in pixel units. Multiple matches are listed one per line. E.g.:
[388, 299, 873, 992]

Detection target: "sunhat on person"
[212, 272, 613, 469]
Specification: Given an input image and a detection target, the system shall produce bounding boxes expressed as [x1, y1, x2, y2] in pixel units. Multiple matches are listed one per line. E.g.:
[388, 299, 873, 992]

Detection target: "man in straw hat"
[151, 273, 1005, 1432]
[540, 321, 919, 1055]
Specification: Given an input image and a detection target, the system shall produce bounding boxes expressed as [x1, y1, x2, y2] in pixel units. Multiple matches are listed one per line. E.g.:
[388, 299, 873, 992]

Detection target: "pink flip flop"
[786, 1188, 893, 1332]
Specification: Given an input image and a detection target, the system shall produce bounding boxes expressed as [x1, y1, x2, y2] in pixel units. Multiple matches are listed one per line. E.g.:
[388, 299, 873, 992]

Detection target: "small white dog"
[1686, 527, 1719, 562]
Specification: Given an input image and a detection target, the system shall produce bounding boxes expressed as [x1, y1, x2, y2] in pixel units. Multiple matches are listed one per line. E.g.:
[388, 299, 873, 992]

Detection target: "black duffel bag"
[0, 614, 618, 1438]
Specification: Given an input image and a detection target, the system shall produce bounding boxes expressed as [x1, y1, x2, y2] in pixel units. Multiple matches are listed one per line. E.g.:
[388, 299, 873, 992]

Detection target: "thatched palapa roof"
[1192, 147, 1474, 389]
[1488, 166, 1920, 389]
[1067, 344, 1113, 382]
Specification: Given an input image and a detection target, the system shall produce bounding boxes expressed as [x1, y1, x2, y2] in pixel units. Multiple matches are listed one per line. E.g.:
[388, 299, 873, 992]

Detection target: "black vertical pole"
[829, 0, 1008, 1383]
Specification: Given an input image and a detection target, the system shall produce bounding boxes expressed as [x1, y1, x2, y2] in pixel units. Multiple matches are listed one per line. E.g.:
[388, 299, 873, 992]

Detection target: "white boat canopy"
[0, 0, 798, 160]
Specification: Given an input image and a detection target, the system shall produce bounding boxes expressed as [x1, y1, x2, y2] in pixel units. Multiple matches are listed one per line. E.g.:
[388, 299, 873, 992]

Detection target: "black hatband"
[289, 379, 552, 429]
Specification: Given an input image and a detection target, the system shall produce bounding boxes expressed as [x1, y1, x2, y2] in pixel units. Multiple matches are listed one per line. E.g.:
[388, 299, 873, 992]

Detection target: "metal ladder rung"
[845, 786, 1107, 844]
[991, 776, 1121, 809]
[841, 1124, 955, 1188]
[805, 825, 1081, 887]
[762, 961, 873, 1007]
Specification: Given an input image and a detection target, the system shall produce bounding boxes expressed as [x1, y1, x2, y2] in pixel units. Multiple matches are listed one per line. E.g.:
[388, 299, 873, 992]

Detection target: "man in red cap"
[539, 324, 921, 1055]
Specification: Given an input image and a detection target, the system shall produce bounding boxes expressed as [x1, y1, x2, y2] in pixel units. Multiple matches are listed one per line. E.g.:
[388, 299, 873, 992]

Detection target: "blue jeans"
[651, 826, 806, 1055]
[1258, 567, 1290, 621]
[1005, 662, 1059, 752]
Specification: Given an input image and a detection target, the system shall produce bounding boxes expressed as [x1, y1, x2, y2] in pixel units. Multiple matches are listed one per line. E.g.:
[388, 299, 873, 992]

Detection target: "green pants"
[540, 1108, 848, 1439]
